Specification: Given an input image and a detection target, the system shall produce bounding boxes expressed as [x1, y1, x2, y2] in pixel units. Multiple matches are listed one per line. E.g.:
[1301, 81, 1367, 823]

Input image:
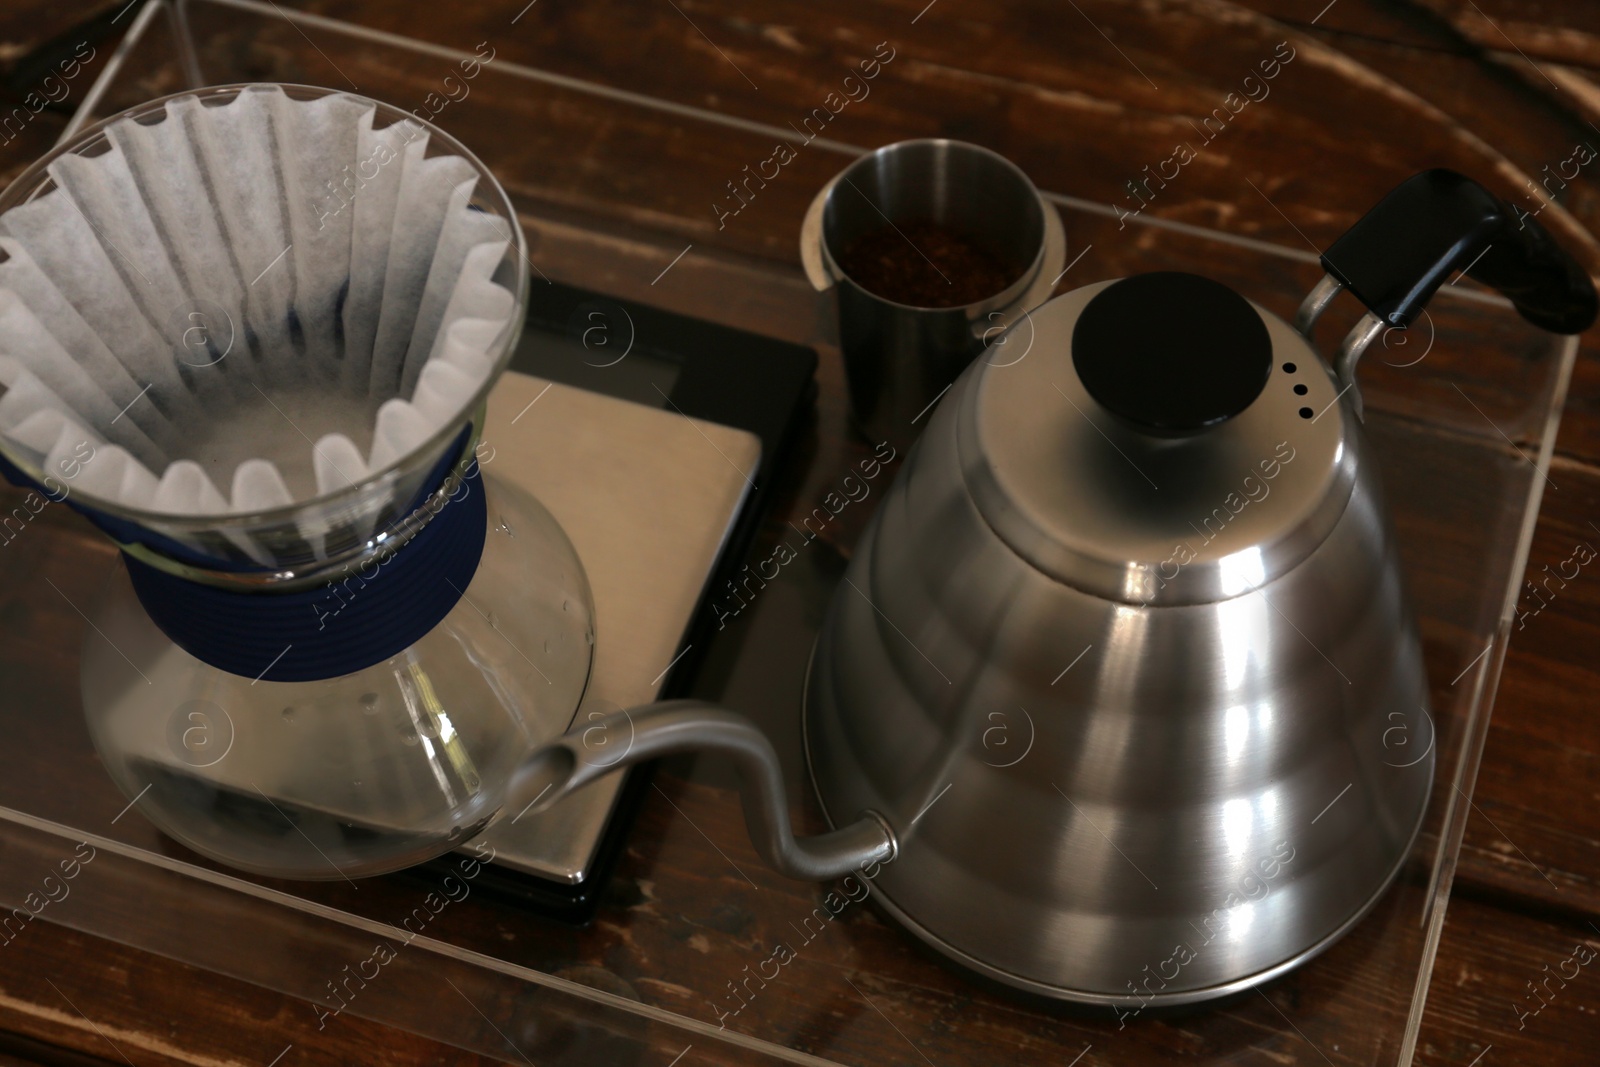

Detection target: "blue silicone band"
[121, 457, 488, 683]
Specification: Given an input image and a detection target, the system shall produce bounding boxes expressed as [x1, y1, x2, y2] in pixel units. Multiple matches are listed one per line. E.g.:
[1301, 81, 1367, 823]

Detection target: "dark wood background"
[1, 0, 1599, 1064]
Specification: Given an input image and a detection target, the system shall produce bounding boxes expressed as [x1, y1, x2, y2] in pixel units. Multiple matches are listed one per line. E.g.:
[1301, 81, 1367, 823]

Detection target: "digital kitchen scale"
[405, 281, 817, 923]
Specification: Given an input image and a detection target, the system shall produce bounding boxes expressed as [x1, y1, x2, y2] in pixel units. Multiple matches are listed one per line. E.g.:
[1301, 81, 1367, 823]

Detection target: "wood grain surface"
[0, 1, 1597, 1064]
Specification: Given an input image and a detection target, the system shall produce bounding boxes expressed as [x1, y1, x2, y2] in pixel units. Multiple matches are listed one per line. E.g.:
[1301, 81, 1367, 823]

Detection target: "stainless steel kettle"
[513, 170, 1596, 1005]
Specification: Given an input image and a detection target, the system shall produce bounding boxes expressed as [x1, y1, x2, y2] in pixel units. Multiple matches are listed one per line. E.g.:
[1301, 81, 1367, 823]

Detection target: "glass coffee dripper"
[0, 84, 594, 879]
[0, 81, 894, 891]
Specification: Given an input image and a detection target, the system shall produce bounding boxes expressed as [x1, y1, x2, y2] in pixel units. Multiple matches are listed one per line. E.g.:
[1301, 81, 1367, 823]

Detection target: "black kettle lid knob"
[1071, 271, 1273, 437]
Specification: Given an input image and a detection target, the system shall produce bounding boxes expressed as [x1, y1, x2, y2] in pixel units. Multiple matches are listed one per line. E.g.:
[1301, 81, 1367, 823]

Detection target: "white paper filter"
[0, 86, 515, 559]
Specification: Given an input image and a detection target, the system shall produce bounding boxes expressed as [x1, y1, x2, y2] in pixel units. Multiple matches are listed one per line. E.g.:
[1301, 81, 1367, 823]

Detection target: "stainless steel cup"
[800, 140, 1064, 452]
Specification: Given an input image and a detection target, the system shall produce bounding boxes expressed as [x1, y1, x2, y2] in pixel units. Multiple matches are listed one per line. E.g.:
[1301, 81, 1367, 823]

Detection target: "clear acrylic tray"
[0, 2, 1576, 1063]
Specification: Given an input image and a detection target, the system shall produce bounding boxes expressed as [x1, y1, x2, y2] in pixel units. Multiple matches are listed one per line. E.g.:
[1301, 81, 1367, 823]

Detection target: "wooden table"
[0, 1, 1597, 1064]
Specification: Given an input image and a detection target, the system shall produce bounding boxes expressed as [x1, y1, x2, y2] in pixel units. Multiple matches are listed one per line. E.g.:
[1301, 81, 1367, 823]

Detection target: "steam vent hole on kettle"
[1071, 271, 1274, 436]
[836, 220, 1024, 308]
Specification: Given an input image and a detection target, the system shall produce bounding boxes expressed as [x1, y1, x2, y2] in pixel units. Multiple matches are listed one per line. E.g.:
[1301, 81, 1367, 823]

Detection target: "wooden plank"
[1451, 448, 1600, 913]
[1413, 0, 1600, 71]
[0, 2, 122, 82]
[1415, 893, 1600, 1067]
[0, 922, 514, 1066]
[204, 0, 1596, 264]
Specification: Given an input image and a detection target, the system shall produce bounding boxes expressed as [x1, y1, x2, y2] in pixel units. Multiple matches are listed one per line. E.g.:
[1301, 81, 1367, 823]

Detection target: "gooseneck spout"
[506, 700, 897, 882]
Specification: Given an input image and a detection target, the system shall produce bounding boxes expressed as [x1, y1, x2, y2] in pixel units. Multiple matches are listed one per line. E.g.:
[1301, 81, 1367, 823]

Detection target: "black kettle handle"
[1320, 168, 1597, 334]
